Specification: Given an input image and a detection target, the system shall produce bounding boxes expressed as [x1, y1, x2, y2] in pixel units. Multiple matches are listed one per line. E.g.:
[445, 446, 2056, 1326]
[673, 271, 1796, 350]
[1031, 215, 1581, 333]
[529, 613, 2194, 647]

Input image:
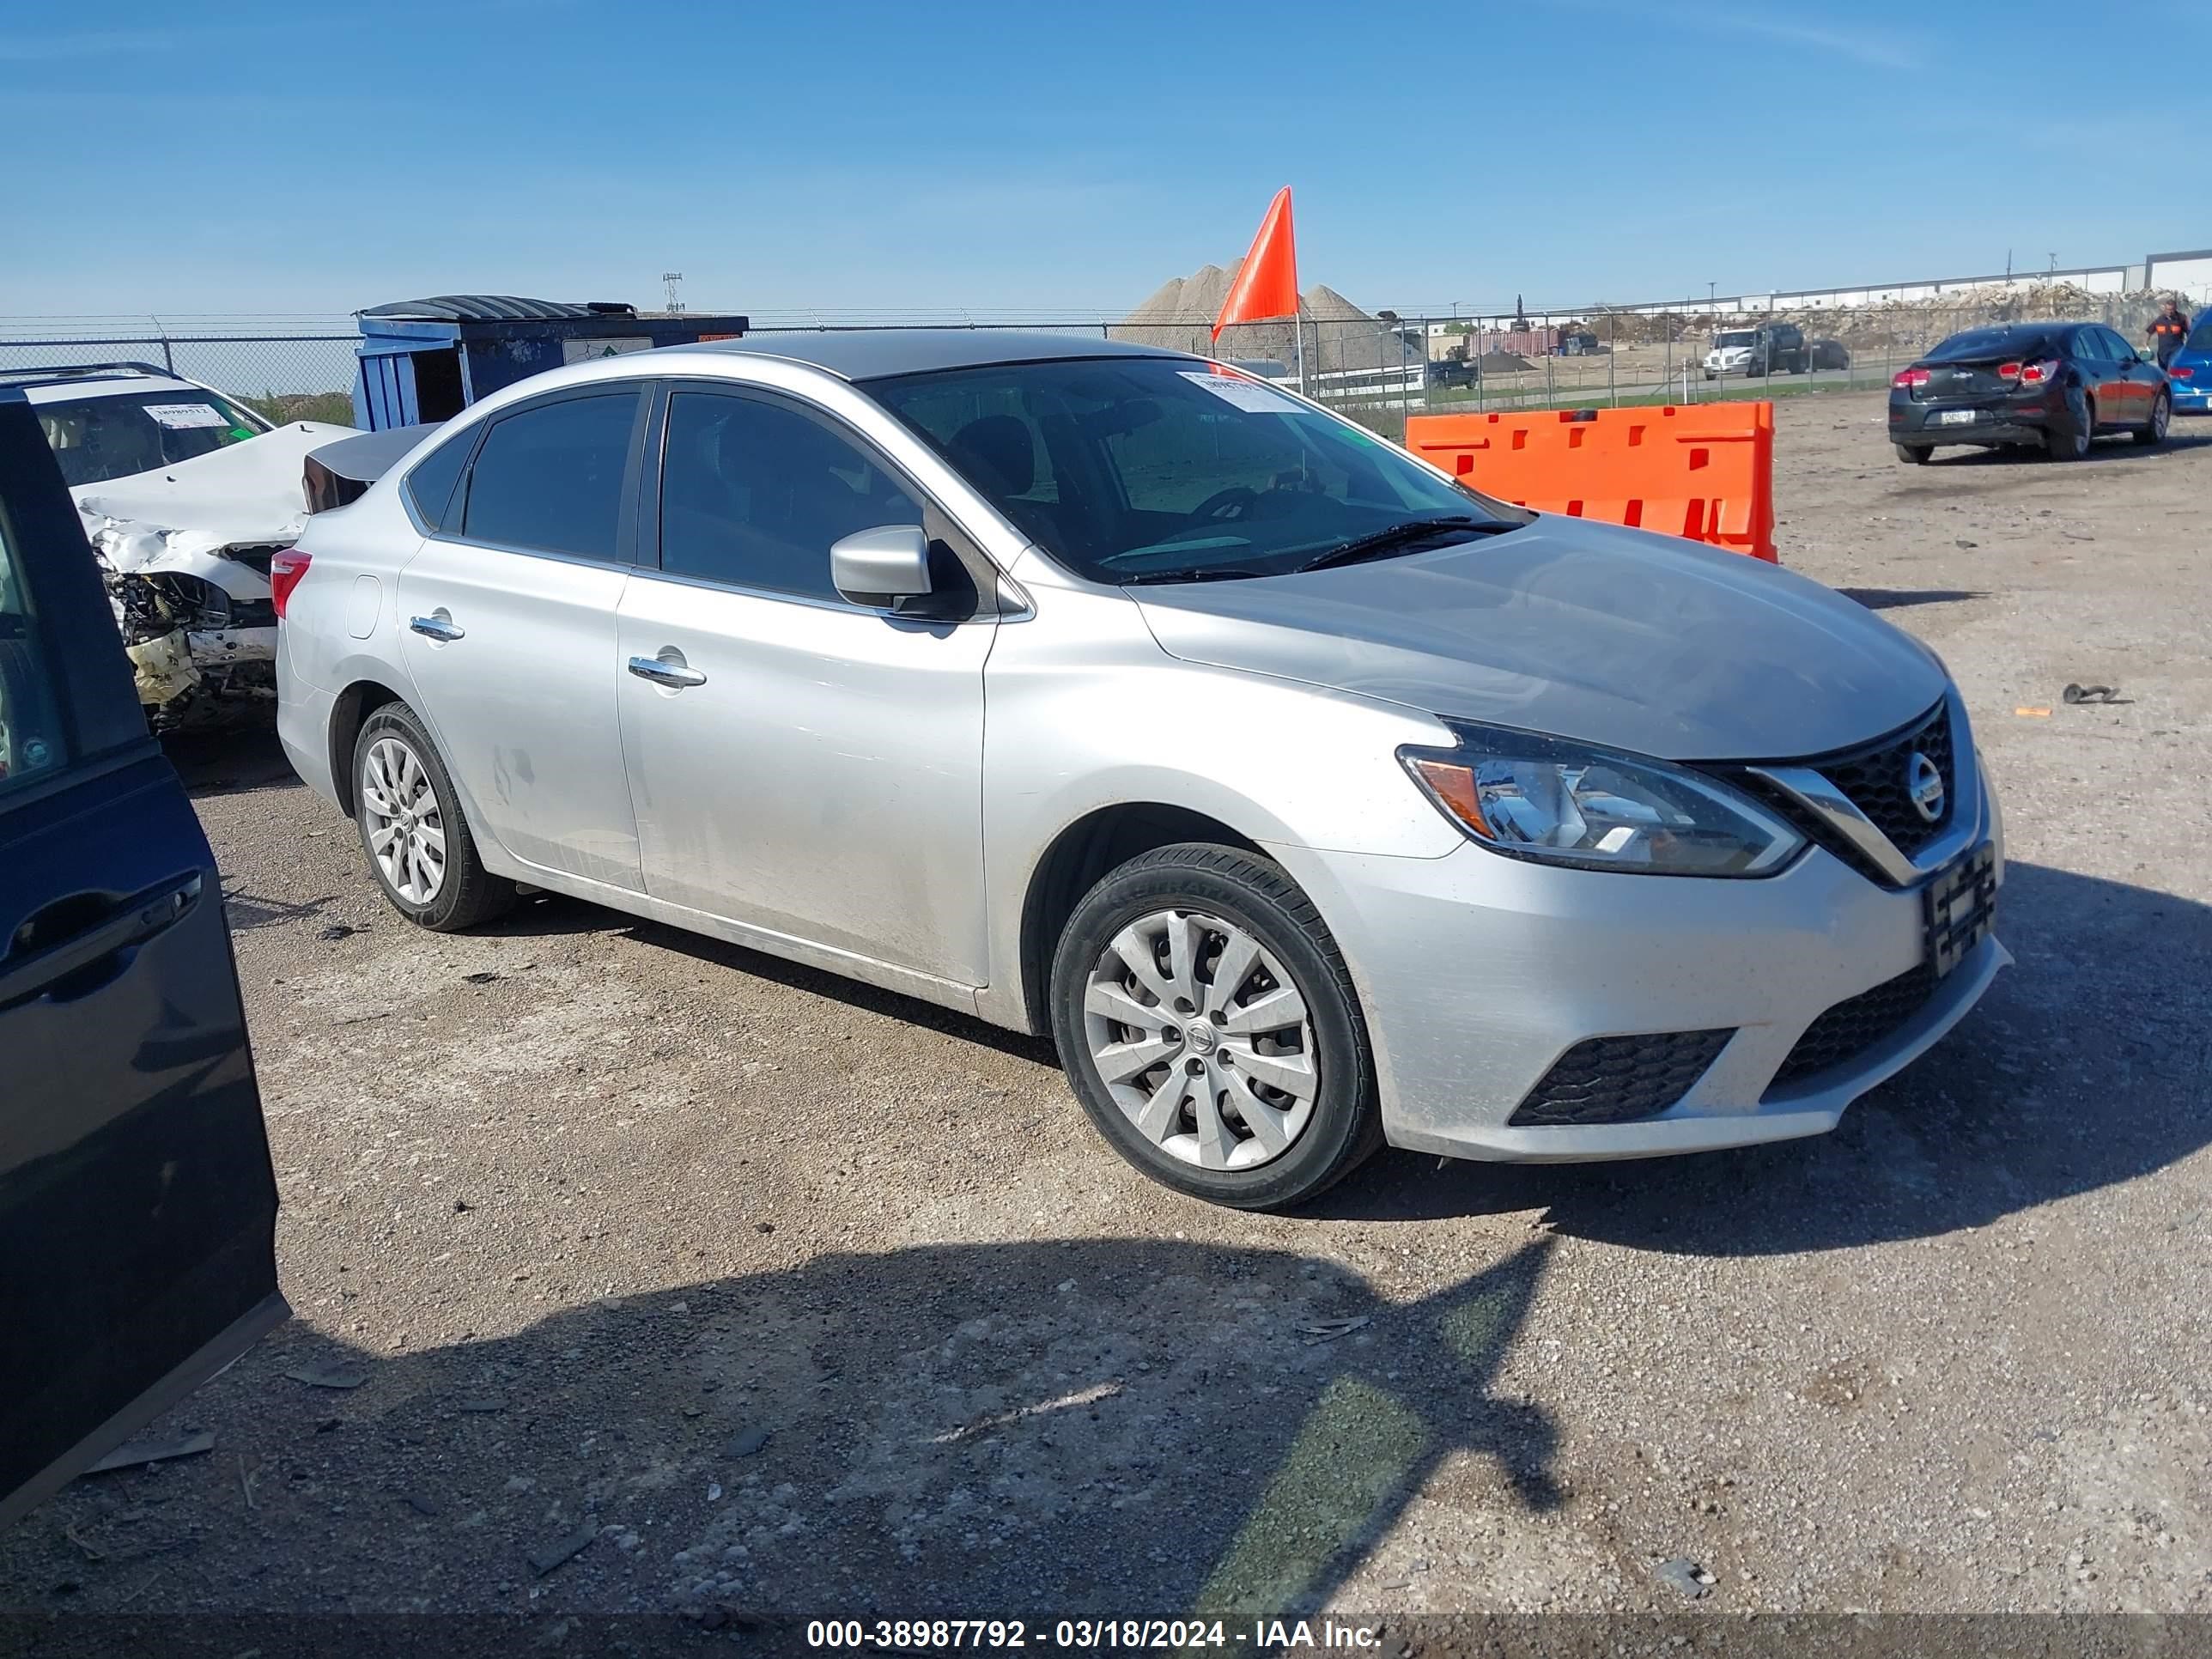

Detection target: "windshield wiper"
[1293, 516, 1507, 574]
[1119, 566, 1268, 586]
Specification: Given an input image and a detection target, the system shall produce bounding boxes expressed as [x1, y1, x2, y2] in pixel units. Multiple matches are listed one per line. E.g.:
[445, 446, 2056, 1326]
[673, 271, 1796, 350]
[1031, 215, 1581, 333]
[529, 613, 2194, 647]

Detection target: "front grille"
[1510, 1029, 1734, 1127]
[1765, 963, 1938, 1093]
[1713, 699, 1958, 883]
[1817, 701, 1954, 859]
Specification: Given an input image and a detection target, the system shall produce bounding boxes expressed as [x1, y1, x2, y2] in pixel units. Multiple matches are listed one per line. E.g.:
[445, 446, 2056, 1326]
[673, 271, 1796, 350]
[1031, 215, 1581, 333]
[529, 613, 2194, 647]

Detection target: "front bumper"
[1270, 763, 2008, 1162]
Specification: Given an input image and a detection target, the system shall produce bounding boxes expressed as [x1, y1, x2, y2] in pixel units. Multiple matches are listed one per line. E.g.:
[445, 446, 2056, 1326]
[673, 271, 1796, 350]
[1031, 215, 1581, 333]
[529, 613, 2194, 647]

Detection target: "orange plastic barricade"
[1401, 403, 1778, 562]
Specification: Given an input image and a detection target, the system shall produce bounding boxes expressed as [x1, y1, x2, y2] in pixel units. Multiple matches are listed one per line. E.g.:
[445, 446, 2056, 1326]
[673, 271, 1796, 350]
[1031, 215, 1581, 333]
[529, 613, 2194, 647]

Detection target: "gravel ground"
[5, 394, 2209, 1634]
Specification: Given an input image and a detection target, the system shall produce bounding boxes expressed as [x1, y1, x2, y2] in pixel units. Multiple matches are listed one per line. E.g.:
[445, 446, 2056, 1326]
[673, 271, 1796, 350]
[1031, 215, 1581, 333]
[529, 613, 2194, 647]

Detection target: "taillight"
[1996, 362, 2021, 381]
[268, 549, 312, 619]
[2018, 360, 2059, 386]
[2173, 366, 2195, 380]
[1893, 367, 1929, 388]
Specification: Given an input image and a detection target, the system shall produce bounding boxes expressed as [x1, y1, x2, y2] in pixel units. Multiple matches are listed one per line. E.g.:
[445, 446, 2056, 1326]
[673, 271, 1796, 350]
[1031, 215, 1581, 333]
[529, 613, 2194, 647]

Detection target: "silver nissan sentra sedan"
[274, 331, 2008, 1210]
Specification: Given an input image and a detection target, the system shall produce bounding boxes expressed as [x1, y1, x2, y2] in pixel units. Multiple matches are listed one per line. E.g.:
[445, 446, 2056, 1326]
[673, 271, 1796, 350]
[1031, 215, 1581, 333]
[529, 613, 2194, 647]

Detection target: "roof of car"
[1, 363, 203, 403]
[665, 329, 1193, 382]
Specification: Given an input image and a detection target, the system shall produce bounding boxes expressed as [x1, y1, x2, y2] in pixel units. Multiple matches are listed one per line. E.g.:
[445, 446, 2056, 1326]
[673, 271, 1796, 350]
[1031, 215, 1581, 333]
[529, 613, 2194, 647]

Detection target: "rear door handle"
[0, 872, 202, 1013]
[628, 655, 707, 689]
[410, 616, 465, 642]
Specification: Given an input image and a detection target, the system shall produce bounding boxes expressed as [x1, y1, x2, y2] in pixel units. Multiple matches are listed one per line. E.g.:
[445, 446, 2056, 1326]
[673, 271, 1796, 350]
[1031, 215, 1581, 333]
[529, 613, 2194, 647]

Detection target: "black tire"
[2136, 390, 2170, 447]
[1049, 843, 1382, 1212]
[2046, 393, 2093, 461]
[352, 702, 516, 932]
[1895, 443, 1933, 465]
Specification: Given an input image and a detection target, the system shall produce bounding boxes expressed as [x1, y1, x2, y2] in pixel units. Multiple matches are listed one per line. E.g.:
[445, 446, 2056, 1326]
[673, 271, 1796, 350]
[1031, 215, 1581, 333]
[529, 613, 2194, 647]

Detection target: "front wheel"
[353, 702, 516, 932]
[2136, 390, 2170, 447]
[1049, 844, 1382, 1211]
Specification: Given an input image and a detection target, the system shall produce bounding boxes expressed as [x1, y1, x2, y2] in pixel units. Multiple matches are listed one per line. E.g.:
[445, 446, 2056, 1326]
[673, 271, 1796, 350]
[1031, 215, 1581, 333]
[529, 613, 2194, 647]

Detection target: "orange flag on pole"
[1212, 187, 1299, 341]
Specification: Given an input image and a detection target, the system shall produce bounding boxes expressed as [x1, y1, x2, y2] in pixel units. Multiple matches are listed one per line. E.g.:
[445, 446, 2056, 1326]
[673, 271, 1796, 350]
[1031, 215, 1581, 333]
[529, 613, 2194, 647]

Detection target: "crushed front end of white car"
[75, 423, 351, 727]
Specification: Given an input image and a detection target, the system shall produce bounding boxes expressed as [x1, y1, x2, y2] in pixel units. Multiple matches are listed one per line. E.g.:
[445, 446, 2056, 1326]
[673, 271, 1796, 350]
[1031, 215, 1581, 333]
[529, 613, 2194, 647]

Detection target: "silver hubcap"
[361, 736, 447, 906]
[1081, 908, 1318, 1171]
[2154, 397, 2169, 438]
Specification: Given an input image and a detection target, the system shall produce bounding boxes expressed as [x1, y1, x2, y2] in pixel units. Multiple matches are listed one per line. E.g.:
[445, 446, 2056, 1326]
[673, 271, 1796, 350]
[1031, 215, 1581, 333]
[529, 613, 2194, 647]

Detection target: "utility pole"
[662, 271, 685, 315]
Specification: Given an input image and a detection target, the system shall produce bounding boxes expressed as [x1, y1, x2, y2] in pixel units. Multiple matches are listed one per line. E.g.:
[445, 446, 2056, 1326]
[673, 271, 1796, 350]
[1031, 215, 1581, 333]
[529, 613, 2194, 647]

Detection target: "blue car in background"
[2167, 316, 2212, 415]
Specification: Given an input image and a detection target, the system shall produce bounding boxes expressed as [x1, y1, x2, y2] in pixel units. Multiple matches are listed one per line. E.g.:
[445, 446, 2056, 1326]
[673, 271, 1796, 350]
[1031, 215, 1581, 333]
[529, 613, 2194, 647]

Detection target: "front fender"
[973, 573, 1462, 1027]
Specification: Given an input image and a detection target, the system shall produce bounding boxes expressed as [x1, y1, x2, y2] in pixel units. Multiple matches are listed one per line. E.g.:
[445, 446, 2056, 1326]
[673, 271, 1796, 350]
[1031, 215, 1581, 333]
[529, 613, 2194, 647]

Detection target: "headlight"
[1400, 724, 1805, 877]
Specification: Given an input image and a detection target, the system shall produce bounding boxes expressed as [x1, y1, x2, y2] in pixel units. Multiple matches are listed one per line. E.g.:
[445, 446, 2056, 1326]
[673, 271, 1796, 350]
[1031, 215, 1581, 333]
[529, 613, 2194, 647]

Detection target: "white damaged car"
[15, 362, 352, 726]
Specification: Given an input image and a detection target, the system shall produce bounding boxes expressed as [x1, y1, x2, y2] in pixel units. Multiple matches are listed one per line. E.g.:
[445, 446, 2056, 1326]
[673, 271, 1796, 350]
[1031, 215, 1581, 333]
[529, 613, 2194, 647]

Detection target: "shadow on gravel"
[1317, 861, 2212, 1252]
[3, 1240, 1558, 1623]
[1838, 587, 1986, 611]
[1922, 429, 2212, 466]
[167, 720, 295, 799]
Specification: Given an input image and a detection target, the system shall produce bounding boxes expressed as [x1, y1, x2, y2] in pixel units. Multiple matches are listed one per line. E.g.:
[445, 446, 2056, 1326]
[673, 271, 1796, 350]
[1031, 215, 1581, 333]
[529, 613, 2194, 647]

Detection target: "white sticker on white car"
[145, 403, 230, 429]
[1178, 370, 1302, 414]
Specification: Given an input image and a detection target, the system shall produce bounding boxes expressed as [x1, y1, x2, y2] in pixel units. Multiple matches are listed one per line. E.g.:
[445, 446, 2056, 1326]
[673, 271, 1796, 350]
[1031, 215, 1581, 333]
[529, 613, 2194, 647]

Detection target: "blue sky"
[1, 0, 2202, 320]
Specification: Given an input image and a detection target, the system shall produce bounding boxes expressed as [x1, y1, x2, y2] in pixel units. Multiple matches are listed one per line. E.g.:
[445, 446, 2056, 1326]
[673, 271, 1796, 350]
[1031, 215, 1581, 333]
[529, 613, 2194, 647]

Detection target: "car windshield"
[1715, 331, 1757, 349]
[1924, 327, 2057, 364]
[34, 388, 266, 488]
[866, 356, 1526, 585]
[2188, 319, 2212, 353]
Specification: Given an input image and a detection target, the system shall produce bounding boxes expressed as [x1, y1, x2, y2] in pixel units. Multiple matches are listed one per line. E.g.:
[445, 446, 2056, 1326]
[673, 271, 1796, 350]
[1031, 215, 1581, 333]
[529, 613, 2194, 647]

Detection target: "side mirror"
[830, 525, 933, 608]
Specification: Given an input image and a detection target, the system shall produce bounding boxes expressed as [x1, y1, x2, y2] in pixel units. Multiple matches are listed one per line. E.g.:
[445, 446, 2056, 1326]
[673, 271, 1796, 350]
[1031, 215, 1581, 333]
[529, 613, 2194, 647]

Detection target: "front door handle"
[0, 872, 202, 1013]
[410, 615, 465, 642]
[628, 654, 708, 689]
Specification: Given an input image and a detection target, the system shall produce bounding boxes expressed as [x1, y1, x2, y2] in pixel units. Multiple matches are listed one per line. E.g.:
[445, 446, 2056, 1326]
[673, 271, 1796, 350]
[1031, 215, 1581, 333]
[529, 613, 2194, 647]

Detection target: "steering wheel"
[1190, 486, 1258, 523]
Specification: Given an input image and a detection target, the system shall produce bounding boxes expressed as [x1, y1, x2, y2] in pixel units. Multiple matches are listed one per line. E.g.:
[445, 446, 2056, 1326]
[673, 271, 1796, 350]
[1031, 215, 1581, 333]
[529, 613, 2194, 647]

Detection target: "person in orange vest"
[2147, 297, 2191, 368]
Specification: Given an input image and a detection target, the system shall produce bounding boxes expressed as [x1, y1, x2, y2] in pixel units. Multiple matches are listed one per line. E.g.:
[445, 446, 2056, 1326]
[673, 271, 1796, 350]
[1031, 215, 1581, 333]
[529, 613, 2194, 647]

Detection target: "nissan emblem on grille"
[1907, 751, 1945, 823]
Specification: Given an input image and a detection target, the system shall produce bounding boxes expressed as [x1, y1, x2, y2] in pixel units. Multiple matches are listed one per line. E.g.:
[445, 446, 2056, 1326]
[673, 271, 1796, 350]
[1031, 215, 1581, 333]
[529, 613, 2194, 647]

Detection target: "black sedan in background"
[1890, 321, 2172, 463]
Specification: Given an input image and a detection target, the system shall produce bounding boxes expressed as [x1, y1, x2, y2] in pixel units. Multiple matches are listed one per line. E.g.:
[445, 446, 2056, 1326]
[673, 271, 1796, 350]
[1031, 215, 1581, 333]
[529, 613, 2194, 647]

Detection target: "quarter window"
[403, 427, 474, 531]
[659, 390, 922, 602]
[459, 391, 641, 559]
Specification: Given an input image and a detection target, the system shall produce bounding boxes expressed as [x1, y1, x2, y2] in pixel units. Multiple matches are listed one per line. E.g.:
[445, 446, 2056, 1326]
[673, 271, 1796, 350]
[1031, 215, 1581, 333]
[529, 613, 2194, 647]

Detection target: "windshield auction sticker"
[144, 403, 229, 428]
[1177, 370, 1303, 415]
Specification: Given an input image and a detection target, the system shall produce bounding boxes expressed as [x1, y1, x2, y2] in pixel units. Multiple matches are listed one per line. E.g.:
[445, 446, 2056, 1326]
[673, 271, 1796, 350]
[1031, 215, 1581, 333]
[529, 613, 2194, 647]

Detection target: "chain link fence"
[0, 286, 2186, 444]
[0, 322, 357, 425]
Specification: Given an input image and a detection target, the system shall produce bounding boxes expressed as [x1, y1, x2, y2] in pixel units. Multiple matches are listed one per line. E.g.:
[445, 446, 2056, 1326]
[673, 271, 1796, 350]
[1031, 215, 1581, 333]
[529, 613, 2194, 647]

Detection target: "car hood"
[1129, 517, 1948, 762]
[73, 422, 353, 600]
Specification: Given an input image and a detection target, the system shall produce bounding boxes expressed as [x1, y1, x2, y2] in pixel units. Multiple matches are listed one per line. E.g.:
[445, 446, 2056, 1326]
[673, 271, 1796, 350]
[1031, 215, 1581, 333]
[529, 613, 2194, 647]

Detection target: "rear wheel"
[1049, 843, 1381, 1212]
[353, 702, 516, 932]
[2136, 390, 2170, 447]
[1895, 443, 1933, 465]
[2046, 394, 2094, 461]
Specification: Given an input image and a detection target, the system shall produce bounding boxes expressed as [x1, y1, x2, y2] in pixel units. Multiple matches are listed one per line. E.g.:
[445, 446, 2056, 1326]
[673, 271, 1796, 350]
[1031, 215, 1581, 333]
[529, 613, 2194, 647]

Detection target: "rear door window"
[0, 507, 64, 796]
[459, 390, 642, 560]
